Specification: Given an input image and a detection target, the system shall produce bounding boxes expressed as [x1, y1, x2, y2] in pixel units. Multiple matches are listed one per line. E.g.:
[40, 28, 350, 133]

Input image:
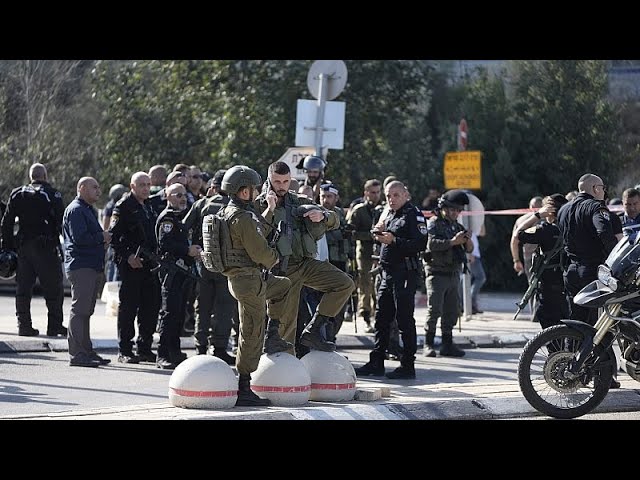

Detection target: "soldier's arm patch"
[161, 221, 173, 233]
[419, 224, 428, 235]
[600, 209, 610, 221]
[109, 214, 119, 229]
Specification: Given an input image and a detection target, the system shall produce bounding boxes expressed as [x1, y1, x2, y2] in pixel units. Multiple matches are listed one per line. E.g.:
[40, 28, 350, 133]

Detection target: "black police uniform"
[357, 201, 427, 378]
[182, 193, 238, 361]
[557, 192, 617, 325]
[148, 188, 168, 217]
[109, 192, 161, 360]
[517, 221, 570, 329]
[1, 180, 65, 336]
[156, 206, 196, 368]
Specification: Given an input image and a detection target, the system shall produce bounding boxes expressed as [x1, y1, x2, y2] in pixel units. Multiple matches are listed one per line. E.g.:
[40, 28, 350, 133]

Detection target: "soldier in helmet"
[296, 155, 330, 203]
[214, 165, 292, 406]
[422, 189, 474, 358]
[182, 169, 238, 364]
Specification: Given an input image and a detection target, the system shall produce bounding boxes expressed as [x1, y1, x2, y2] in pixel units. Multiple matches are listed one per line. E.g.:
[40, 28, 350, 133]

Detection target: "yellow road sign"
[444, 151, 482, 190]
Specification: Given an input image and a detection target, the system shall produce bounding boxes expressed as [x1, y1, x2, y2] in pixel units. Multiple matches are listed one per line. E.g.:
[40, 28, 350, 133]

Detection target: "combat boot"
[300, 312, 336, 352]
[236, 374, 271, 407]
[423, 331, 437, 358]
[18, 325, 39, 337]
[385, 363, 416, 380]
[354, 352, 385, 377]
[262, 318, 293, 354]
[440, 334, 465, 357]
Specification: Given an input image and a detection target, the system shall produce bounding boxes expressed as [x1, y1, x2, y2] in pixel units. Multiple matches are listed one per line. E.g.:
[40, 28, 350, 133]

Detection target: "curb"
[4, 389, 639, 420]
[0, 334, 532, 354]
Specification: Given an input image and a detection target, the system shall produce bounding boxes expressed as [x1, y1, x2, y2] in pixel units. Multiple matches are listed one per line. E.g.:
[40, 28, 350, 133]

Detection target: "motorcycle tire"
[518, 324, 614, 419]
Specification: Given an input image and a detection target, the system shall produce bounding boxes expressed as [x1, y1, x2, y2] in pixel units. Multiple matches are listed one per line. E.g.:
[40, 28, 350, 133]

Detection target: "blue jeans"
[469, 256, 486, 309]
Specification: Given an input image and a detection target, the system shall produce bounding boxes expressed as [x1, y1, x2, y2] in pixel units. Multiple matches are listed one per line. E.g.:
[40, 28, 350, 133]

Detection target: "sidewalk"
[0, 291, 541, 354]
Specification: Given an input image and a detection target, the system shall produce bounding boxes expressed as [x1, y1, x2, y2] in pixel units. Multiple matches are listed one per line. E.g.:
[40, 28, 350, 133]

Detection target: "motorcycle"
[518, 224, 640, 419]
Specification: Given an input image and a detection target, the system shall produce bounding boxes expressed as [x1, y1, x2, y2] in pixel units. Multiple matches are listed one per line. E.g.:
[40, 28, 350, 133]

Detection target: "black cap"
[320, 183, 339, 195]
[438, 189, 470, 209]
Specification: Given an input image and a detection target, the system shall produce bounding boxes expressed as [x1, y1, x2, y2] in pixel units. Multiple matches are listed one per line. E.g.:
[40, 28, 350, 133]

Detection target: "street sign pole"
[314, 73, 329, 157]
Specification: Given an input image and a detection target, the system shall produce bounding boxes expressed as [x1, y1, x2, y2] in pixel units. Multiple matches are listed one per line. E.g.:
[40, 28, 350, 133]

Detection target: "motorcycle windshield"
[606, 227, 640, 283]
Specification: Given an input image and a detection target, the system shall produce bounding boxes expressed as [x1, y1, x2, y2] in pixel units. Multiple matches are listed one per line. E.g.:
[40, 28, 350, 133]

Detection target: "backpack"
[202, 208, 247, 273]
[202, 211, 228, 273]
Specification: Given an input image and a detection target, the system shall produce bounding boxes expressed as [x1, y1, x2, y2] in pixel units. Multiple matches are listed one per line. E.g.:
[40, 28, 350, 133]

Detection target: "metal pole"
[461, 211, 472, 324]
[314, 73, 328, 157]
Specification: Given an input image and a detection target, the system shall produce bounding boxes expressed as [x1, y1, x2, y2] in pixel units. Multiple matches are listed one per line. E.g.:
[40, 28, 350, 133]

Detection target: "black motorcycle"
[518, 225, 640, 419]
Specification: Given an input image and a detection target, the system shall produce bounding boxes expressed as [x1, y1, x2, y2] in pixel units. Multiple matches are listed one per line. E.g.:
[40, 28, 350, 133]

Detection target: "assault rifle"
[513, 237, 563, 320]
[136, 246, 199, 280]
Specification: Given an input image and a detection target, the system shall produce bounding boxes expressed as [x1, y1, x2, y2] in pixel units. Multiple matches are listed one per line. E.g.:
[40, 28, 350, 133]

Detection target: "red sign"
[458, 118, 468, 151]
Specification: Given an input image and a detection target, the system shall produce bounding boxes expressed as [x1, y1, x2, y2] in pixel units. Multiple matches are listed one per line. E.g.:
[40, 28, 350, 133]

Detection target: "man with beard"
[255, 161, 354, 354]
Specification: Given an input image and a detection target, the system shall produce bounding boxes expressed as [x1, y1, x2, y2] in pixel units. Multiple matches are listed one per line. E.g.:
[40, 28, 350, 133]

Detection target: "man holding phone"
[422, 189, 474, 358]
[355, 181, 427, 379]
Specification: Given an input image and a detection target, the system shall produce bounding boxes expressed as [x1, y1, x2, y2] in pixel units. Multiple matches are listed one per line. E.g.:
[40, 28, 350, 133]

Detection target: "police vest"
[201, 206, 254, 273]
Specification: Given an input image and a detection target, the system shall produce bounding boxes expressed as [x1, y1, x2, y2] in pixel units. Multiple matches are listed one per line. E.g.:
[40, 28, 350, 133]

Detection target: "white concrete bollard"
[250, 352, 311, 406]
[101, 281, 121, 317]
[169, 355, 238, 409]
[300, 351, 357, 402]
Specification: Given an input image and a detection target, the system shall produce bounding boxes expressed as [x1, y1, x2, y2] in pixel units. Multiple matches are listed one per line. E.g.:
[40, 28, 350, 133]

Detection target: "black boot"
[354, 352, 385, 376]
[263, 319, 293, 354]
[386, 363, 416, 379]
[440, 333, 465, 357]
[423, 331, 436, 358]
[236, 374, 271, 407]
[18, 324, 39, 337]
[300, 312, 336, 352]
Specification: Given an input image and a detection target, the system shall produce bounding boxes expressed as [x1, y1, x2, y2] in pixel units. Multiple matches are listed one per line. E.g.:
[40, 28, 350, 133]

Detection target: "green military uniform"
[255, 190, 355, 353]
[423, 212, 471, 355]
[183, 193, 238, 360]
[346, 200, 382, 323]
[220, 197, 290, 376]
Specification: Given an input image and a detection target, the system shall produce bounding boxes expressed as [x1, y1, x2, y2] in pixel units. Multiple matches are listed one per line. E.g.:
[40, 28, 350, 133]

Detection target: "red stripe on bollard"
[170, 387, 237, 397]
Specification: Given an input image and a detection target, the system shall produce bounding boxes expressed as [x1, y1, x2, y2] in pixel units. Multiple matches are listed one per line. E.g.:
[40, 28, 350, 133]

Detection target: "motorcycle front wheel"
[518, 324, 614, 419]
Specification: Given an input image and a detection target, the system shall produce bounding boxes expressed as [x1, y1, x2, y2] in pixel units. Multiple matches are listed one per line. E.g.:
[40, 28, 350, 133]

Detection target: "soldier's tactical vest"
[202, 206, 254, 273]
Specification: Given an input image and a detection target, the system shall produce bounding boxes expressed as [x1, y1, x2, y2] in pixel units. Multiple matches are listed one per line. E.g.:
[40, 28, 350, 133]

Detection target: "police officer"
[517, 194, 570, 329]
[255, 161, 355, 354]
[214, 165, 291, 406]
[155, 183, 202, 369]
[109, 172, 161, 364]
[182, 169, 238, 364]
[354, 181, 427, 379]
[1, 163, 67, 337]
[346, 179, 383, 332]
[296, 155, 331, 203]
[557, 173, 618, 326]
[422, 189, 473, 358]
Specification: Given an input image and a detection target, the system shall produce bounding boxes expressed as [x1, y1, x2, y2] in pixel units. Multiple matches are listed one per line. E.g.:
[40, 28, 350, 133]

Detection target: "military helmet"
[108, 184, 128, 201]
[302, 155, 326, 171]
[438, 189, 470, 210]
[221, 165, 262, 195]
[0, 250, 18, 280]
